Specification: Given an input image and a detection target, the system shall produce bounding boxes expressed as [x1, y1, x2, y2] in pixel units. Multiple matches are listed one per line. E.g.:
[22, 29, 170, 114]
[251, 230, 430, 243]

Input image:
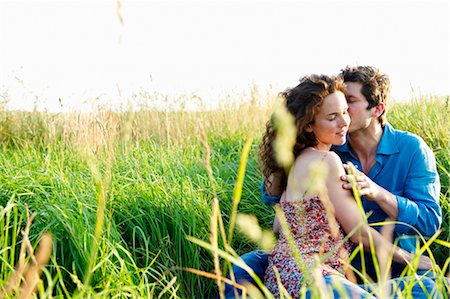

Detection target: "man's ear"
[372, 102, 385, 118]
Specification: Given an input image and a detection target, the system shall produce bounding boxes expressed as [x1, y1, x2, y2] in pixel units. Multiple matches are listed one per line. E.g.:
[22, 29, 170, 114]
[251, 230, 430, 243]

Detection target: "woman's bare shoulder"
[322, 151, 343, 165]
[292, 150, 343, 174]
[322, 152, 346, 179]
[300, 149, 342, 165]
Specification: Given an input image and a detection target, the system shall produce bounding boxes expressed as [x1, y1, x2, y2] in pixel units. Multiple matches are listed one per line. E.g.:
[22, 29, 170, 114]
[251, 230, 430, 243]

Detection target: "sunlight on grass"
[0, 93, 448, 297]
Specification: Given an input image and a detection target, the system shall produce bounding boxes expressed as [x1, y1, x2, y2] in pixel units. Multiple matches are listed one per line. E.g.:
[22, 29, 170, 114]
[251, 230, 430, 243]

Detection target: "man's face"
[344, 82, 372, 133]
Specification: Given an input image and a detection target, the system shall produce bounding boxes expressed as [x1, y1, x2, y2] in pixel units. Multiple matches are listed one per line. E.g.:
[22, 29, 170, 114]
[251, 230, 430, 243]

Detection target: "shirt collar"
[377, 123, 399, 155]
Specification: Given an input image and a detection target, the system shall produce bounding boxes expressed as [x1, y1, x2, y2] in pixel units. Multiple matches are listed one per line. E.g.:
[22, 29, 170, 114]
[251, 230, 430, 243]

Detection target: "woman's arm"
[273, 213, 280, 235]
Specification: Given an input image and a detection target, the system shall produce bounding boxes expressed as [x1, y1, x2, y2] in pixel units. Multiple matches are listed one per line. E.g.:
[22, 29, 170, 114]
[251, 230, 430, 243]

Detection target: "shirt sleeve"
[260, 181, 281, 206]
[395, 141, 442, 237]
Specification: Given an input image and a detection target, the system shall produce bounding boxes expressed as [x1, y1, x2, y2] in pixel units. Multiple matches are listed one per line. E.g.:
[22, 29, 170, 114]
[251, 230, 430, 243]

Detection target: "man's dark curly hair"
[340, 65, 390, 126]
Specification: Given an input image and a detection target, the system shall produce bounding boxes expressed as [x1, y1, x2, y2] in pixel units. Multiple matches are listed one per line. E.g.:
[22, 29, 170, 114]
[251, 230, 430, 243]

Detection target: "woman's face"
[306, 91, 350, 150]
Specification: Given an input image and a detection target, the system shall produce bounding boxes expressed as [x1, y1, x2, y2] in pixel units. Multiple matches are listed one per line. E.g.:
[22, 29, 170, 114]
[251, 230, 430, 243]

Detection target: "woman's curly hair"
[259, 74, 345, 187]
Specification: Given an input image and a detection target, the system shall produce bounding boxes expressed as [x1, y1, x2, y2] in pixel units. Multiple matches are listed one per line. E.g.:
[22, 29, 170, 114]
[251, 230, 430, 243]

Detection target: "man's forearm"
[373, 187, 399, 220]
[264, 171, 285, 196]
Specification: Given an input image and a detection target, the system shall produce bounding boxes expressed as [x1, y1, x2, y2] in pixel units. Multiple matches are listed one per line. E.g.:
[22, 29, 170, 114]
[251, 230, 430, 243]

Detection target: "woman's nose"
[338, 115, 349, 127]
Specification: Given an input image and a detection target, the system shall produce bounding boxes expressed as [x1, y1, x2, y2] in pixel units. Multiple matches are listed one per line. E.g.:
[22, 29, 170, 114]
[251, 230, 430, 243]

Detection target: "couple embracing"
[225, 66, 443, 298]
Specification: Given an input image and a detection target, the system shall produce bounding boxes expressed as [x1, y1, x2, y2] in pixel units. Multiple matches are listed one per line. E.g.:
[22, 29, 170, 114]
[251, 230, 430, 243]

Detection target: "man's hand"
[340, 164, 381, 201]
[340, 163, 399, 220]
[417, 255, 433, 270]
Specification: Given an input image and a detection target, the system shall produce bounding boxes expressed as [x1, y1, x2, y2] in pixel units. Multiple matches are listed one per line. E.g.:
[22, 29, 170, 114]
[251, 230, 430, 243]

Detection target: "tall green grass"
[389, 96, 450, 268]
[0, 94, 448, 297]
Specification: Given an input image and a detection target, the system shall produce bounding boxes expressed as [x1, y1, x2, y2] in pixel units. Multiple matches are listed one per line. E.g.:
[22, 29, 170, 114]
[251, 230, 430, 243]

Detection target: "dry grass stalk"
[376, 222, 394, 298]
[211, 198, 223, 298]
[18, 233, 52, 299]
[1, 205, 53, 299]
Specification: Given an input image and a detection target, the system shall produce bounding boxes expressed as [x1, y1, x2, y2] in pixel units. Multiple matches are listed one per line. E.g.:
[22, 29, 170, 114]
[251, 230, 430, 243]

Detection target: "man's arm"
[341, 164, 399, 220]
[261, 170, 285, 206]
[341, 143, 441, 237]
[395, 145, 441, 236]
[326, 152, 433, 270]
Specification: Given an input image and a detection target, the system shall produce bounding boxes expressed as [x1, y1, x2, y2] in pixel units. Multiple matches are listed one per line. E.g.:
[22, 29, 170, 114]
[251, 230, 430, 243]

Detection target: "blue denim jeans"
[223, 250, 441, 298]
[223, 250, 269, 298]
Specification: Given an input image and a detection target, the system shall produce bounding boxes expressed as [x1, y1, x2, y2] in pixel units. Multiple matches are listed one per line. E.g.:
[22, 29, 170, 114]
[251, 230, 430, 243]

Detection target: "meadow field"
[0, 92, 449, 298]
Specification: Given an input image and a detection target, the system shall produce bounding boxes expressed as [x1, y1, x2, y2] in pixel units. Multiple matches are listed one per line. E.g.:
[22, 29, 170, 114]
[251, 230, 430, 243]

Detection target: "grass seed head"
[272, 102, 296, 171]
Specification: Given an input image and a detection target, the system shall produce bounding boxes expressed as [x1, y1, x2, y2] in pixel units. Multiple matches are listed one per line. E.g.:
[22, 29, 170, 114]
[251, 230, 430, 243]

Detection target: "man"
[333, 66, 441, 280]
[225, 66, 442, 297]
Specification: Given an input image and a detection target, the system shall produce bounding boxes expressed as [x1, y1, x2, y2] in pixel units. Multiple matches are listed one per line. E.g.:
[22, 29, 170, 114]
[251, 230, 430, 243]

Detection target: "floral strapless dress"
[264, 197, 352, 298]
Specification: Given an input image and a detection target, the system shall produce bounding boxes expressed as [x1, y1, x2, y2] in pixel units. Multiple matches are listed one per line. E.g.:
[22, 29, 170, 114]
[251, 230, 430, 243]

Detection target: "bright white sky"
[1, 0, 449, 112]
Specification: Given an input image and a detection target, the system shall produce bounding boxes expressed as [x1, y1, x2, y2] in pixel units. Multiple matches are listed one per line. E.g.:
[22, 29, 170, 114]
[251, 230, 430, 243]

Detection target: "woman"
[259, 74, 432, 298]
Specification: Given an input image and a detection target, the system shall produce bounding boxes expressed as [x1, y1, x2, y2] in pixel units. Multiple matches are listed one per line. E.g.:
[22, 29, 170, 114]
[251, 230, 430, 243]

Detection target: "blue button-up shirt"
[262, 123, 442, 253]
[333, 123, 442, 252]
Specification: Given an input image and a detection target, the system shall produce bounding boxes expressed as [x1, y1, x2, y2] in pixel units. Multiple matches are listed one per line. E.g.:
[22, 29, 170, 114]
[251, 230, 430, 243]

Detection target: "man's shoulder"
[386, 124, 426, 147]
[331, 142, 349, 153]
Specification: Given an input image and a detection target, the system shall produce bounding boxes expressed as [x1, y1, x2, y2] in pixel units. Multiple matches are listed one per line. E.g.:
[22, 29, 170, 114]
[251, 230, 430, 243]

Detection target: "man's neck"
[348, 122, 384, 174]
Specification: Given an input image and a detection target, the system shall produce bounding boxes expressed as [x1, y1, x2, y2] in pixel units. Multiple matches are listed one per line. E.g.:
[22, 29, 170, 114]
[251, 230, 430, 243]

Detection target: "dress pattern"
[264, 197, 352, 298]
